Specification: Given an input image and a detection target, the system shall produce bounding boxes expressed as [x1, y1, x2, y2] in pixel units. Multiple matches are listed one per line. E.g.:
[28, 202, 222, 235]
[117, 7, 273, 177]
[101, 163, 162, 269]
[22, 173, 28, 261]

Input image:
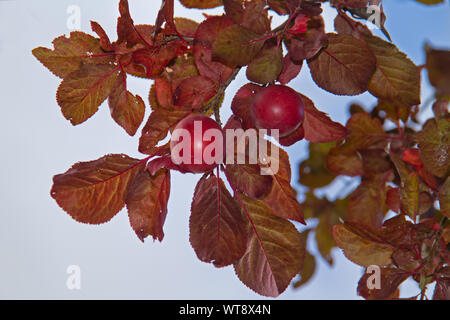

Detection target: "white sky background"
[0, 0, 448, 299]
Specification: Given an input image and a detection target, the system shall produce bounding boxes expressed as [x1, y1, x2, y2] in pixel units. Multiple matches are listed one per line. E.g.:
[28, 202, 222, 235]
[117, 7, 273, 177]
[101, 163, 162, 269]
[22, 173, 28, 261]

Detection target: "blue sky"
[0, 0, 448, 299]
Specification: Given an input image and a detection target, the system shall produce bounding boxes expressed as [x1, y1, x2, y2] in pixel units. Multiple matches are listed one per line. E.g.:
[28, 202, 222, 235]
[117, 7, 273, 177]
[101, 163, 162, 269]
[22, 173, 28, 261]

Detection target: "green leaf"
[126, 169, 170, 242]
[212, 24, 264, 66]
[417, 118, 450, 178]
[246, 45, 283, 84]
[365, 35, 421, 107]
[56, 64, 121, 125]
[234, 194, 305, 297]
[190, 173, 248, 268]
[32, 31, 112, 78]
[299, 142, 336, 189]
[333, 224, 394, 267]
[307, 33, 376, 95]
[51, 154, 145, 224]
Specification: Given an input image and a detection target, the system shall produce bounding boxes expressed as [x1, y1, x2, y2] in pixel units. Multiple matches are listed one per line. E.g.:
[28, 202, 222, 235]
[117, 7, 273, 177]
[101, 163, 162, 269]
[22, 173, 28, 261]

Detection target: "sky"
[0, 0, 448, 299]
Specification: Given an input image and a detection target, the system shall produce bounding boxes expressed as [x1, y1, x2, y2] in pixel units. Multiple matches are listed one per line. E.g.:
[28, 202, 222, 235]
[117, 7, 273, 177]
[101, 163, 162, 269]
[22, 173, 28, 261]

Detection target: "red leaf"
[279, 125, 305, 146]
[138, 109, 192, 155]
[289, 14, 310, 35]
[357, 267, 409, 300]
[190, 173, 248, 267]
[108, 73, 145, 136]
[277, 54, 303, 85]
[173, 75, 217, 109]
[132, 41, 187, 79]
[32, 32, 113, 79]
[56, 64, 121, 125]
[126, 169, 171, 242]
[302, 95, 348, 142]
[307, 33, 376, 95]
[402, 148, 423, 168]
[193, 16, 235, 83]
[51, 154, 146, 224]
[261, 145, 306, 224]
[386, 187, 400, 213]
[90, 21, 113, 52]
[333, 224, 394, 267]
[234, 194, 305, 297]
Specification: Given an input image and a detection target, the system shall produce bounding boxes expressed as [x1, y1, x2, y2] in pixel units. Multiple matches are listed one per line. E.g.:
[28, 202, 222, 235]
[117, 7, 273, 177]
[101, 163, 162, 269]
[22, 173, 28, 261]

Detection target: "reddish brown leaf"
[277, 54, 303, 85]
[279, 125, 305, 146]
[340, 112, 385, 153]
[386, 187, 400, 213]
[51, 154, 145, 224]
[333, 224, 394, 267]
[108, 74, 145, 136]
[307, 33, 376, 95]
[262, 144, 305, 224]
[286, 15, 327, 63]
[225, 164, 273, 199]
[293, 250, 316, 288]
[223, 0, 271, 35]
[173, 17, 199, 37]
[357, 267, 409, 300]
[90, 21, 113, 51]
[234, 194, 305, 297]
[212, 24, 264, 67]
[417, 118, 449, 178]
[132, 41, 187, 79]
[390, 153, 419, 220]
[56, 64, 121, 125]
[440, 177, 450, 218]
[326, 146, 363, 176]
[365, 35, 421, 107]
[246, 45, 283, 85]
[426, 45, 450, 100]
[179, 0, 223, 9]
[173, 75, 217, 109]
[190, 173, 248, 267]
[32, 32, 112, 78]
[126, 169, 170, 242]
[348, 173, 391, 228]
[193, 15, 235, 83]
[138, 109, 192, 155]
[302, 95, 348, 143]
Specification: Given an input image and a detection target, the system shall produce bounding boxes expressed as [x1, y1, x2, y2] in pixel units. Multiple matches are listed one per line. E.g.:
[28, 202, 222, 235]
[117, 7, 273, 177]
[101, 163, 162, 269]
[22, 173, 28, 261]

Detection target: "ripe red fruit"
[251, 85, 305, 137]
[170, 115, 224, 173]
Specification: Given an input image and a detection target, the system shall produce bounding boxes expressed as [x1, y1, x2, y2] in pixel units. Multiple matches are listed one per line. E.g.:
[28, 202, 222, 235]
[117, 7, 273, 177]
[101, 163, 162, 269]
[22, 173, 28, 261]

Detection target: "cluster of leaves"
[33, 0, 449, 298]
[293, 2, 450, 299]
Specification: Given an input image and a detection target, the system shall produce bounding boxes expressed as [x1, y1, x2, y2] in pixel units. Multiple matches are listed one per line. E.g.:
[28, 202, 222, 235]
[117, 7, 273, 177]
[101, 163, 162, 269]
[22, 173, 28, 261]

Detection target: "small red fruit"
[250, 85, 305, 137]
[170, 115, 224, 173]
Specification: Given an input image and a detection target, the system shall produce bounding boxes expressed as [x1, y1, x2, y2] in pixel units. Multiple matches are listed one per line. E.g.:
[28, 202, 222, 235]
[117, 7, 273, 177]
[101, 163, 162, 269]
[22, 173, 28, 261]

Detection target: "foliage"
[33, 0, 449, 299]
